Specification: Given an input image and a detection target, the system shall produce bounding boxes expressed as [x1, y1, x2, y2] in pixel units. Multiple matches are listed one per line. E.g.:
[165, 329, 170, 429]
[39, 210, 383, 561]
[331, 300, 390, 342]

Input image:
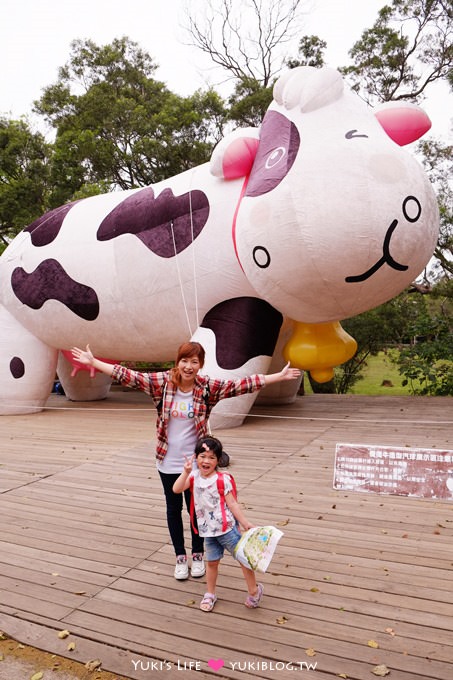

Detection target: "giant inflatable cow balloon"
[0, 67, 439, 424]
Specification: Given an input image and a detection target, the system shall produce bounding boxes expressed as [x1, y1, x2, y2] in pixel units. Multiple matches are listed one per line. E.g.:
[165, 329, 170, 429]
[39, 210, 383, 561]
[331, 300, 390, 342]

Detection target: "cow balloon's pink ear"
[374, 101, 432, 146]
[210, 128, 260, 179]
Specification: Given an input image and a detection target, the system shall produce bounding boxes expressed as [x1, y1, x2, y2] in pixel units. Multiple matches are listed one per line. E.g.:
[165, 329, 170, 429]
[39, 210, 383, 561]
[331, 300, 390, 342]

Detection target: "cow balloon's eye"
[253, 246, 271, 268]
[402, 195, 421, 223]
[265, 146, 286, 169]
[345, 129, 369, 139]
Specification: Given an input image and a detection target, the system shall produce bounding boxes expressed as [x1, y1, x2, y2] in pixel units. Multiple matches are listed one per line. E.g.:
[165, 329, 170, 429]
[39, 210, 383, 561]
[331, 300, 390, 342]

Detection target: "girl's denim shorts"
[204, 526, 242, 561]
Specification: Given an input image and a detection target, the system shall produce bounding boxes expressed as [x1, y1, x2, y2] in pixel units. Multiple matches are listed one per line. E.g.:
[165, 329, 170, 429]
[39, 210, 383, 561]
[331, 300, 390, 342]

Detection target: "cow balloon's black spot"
[201, 297, 283, 369]
[97, 187, 209, 257]
[11, 259, 99, 321]
[24, 202, 79, 247]
[10, 356, 25, 379]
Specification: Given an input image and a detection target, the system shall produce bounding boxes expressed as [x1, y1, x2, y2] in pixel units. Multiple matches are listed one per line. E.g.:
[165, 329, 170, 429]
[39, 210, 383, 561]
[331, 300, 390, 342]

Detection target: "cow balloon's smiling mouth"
[345, 195, 421, 283]
[345, 220, 408, 283]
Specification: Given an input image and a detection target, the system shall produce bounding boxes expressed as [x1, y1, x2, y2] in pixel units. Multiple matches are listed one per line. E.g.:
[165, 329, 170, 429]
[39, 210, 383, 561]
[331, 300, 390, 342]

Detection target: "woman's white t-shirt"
[158, 389, 197, 474]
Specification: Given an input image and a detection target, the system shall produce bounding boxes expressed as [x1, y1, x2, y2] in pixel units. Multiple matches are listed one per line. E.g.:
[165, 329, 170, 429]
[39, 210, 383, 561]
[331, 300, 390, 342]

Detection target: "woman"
[71, 341, 300, 580]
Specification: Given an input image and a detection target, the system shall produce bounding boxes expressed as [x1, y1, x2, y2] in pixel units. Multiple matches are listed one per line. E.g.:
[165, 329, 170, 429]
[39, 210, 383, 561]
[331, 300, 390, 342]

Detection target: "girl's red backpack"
[190, 472, 237, 534]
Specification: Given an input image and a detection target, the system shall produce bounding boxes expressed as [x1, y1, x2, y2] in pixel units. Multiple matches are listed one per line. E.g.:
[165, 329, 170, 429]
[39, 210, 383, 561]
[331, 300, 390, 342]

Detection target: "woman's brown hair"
[170, 342, 205, 386]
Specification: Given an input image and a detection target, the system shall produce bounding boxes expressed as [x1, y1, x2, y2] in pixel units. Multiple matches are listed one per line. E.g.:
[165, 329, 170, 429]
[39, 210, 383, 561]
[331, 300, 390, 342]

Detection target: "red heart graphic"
[208, 659, 225, 671]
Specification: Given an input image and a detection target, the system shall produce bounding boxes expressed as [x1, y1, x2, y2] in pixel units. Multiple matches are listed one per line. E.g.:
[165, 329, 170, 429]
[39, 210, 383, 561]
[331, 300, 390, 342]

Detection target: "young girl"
[173, 436, 263, 612]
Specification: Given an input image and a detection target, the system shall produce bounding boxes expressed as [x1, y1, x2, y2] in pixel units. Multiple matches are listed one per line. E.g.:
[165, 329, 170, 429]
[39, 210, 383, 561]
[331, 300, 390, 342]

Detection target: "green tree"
[227, 78, 273, 127]
[34, 37, 226, 196]
[286, 35, 327, 69]
[417, 137, 453, 281]
[391, 285, 453, 395]
[341, 0, 453, 104]
[0, 117, 52, 251]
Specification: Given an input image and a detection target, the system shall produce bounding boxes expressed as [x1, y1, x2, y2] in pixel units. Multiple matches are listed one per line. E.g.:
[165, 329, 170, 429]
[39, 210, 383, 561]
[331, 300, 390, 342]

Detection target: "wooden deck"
[0, 390, 452, 679]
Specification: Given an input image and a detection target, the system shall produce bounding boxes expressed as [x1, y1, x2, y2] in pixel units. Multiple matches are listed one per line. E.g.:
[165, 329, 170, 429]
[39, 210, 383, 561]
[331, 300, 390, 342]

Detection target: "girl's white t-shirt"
[191, 469, 236, 537]
[158, 388, 197, 474]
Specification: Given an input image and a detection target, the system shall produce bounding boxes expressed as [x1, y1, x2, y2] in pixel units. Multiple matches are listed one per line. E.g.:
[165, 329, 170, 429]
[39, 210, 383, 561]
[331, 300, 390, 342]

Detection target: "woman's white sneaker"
[191, 553, 206, 578]
[174, 555, 189, 580]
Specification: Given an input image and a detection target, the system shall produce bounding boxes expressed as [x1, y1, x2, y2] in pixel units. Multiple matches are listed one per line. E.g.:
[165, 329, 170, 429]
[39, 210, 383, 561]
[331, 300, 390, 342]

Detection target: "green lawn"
[303, 351, 412, 395]
[349, 351, 411, 395]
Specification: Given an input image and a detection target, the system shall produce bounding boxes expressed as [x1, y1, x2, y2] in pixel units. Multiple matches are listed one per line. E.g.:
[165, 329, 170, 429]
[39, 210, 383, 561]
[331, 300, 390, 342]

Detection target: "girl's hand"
[280, 361, 301, 381]
[71, 344, 94, 366]
[183, 455, 194, 474]
[240, 522, 255, 532]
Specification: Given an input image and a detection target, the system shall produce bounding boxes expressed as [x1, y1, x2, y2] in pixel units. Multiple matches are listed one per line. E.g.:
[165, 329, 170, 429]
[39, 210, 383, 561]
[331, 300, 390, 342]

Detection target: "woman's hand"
[279, 361, 301, 381]
[264, 362, 301, 386]
[71, 344, 94, 366]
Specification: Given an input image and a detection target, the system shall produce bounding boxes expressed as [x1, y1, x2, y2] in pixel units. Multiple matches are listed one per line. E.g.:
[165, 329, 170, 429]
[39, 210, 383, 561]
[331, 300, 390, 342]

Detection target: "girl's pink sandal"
[200, 592, 217, 612]
[245, 583, 264, 608]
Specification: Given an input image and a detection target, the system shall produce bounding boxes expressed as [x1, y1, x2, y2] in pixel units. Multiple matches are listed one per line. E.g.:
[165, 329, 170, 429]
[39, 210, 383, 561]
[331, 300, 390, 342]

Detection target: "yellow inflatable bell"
[283, 321, 357, 383]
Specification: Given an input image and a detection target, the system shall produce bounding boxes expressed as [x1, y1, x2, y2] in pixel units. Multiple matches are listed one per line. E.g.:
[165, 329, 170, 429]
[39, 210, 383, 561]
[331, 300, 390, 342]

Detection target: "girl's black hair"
[194, 436, 223, 462]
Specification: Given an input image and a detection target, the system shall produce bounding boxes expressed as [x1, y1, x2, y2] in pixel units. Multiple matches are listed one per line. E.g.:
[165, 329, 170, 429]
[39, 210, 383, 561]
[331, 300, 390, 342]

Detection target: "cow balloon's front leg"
[192, 297, 284, 429]
[255, 317, 303, 405]
[0, 305, 58, 415]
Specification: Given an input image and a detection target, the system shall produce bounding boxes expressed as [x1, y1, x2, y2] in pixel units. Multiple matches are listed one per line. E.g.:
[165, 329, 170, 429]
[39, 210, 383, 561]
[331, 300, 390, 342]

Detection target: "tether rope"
[169, 169, 200, 337]
[2, 402, 451, 425]
[170, 218, 193, 337]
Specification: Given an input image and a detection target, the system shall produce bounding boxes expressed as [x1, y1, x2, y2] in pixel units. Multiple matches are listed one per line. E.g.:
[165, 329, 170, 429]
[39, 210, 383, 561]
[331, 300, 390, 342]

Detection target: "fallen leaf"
[305, 648, 316, 657]
[367, 640, 379, 648]
[372, 664, 390, 676]
[31, 673, 44, 680]
[310, 587, 320, 593]
[186, 599, 196, 605]
[277, 519, 290, 526]
[67, 642, 76, 651]
[17, 644, 25, 649]
[338, 674, 348, 679]
[74, 591, 86, 596]
[51, 572, 60, 577]
[276, 616, 288, 624]
[323, 576, 331, 581]
[58, 630, 70, 639]
[85, 659, 102, 672]
[0, 653, 3, 661]
[385, 627, 396, 636]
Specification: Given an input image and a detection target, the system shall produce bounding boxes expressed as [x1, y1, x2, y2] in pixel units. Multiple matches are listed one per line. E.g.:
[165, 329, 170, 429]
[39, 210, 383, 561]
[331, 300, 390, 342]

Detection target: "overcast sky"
[1, 0, 451, 138]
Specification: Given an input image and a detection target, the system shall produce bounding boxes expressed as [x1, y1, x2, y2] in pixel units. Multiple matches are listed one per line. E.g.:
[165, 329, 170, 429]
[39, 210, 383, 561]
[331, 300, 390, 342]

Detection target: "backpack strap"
[217, 472, 237, 532]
